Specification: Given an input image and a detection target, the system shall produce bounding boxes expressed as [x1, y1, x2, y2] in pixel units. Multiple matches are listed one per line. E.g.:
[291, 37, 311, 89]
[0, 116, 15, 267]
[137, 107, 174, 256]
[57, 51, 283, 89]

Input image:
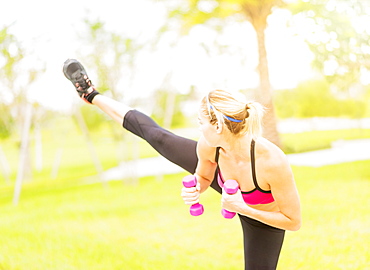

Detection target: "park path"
[101, 138, 370, 181]
[286, 138, 370, 167]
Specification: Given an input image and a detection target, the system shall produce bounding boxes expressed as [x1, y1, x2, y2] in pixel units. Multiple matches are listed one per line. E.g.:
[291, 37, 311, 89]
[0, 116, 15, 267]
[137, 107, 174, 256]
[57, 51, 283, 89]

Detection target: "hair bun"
[245, 103, 250, 118]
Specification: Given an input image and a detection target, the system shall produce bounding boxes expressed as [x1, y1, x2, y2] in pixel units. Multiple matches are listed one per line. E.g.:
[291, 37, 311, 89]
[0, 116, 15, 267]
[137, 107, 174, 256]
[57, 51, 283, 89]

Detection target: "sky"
[0, 0, 314, 112]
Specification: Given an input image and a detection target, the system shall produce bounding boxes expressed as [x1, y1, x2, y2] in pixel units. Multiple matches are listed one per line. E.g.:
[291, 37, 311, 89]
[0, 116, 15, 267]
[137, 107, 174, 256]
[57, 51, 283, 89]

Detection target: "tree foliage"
[165, 0, 284, 146]
[168, 0, 370, 94]
[151, 89, 187, 128]
[274, 80, 367, 119]
[73, 19, 137, 133]
[79, 18, 143, 99]
[0, 25, 24, 139]
[163, 0, 370, 144]
[289, 0, 370, 91]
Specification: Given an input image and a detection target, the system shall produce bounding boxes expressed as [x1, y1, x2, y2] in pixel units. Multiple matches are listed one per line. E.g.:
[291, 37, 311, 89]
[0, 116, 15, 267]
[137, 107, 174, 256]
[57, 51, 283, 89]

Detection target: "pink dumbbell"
[182, 175, 204, 216]
[221, 179, 239, 219]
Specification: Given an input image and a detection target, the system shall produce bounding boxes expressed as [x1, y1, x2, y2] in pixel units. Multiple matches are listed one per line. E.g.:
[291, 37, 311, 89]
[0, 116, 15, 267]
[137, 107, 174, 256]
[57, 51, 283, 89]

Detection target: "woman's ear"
[216, 122, 223, 134]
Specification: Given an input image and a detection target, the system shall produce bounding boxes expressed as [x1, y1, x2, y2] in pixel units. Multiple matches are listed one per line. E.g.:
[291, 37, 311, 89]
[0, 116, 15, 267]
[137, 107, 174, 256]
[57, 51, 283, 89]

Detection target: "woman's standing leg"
[239, 215, 285, 270]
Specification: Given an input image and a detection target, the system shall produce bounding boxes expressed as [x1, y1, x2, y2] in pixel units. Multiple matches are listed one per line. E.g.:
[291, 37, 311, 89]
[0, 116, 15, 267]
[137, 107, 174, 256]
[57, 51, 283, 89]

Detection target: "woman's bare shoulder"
[256, 137, 290, 169]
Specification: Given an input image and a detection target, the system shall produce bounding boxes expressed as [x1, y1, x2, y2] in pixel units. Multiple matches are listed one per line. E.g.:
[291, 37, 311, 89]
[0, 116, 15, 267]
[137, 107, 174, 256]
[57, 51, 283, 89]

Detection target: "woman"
[63, 59, 301, 269]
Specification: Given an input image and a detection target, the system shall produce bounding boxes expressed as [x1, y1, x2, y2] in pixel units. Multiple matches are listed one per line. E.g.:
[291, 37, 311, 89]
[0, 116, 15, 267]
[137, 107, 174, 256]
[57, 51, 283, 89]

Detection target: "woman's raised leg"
[63, 58, 221, 192]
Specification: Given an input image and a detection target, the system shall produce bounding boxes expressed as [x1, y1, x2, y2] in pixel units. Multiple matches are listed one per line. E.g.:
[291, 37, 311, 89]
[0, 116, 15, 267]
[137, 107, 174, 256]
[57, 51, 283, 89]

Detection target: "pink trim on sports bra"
[216, 140, 275, 206]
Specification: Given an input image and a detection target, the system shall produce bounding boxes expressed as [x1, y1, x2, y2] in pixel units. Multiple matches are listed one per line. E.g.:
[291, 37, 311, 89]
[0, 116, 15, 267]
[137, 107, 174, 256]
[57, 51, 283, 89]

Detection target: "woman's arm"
[194, 136, 218, 193]
[222, 156, 301, 231]
[181, 136, 217, 205]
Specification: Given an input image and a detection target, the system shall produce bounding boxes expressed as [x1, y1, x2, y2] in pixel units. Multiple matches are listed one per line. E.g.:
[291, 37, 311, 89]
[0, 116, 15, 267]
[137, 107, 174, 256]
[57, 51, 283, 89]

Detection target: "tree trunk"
[0, 145, 11, 184]
[254, 25, 282, 147]
[242, 2, 282, 147]
[13, 102, 33, 205]
[34, 121, 43, 172]
[163, 90, 176, 129]
[75, 108, 107, 187]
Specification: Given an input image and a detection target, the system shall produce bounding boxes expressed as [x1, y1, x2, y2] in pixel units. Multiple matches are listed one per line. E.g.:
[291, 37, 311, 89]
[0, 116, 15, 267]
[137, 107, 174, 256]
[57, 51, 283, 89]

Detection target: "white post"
[0, 145, 11, 184]
[34, 121, 43, 172]
[13, 103, 33, 205]
[75, 108, 107, 187]
[51, 148, 63, 180]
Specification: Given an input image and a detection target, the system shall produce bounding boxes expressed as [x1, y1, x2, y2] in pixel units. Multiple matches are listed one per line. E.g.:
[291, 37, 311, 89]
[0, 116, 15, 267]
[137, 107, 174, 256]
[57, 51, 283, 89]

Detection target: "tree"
[0, 25, 45, 203]
[0, 25, 23, 137]
[274, 79, 367, 119]
[164, 0, 370, 146]
[76, 18, 151, 183]
[77, 18, 141, 165]
[0, 25, 24, 185]
[166, 0, 284, 146]
[289, 0, 370, 94]
[0, 25, 45, 138]
[79, 18, 143, 101]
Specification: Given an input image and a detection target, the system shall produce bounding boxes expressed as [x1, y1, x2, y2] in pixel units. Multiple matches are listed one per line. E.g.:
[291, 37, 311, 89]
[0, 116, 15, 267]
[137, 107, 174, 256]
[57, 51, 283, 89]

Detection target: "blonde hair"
[201, 89, 264, 138]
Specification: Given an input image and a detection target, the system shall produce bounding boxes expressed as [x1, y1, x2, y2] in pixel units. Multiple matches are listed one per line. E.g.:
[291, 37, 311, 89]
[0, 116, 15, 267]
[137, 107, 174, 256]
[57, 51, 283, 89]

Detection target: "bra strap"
[215, 147, 221, 163]
[250, 139, 259, 188]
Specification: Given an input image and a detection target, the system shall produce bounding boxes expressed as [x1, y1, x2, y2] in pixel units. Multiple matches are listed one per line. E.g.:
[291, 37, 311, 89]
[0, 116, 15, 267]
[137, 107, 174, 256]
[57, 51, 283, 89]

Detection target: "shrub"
[274, 80, 367, 119]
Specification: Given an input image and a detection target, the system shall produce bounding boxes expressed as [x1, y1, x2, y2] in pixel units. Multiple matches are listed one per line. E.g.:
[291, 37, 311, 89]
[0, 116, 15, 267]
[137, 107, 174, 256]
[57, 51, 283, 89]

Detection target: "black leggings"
[123, 110, 285, 270]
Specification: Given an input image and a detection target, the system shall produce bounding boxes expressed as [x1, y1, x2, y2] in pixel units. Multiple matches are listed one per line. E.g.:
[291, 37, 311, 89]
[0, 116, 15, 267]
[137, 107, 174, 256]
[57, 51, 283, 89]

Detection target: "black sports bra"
[215, 140, 275, 205]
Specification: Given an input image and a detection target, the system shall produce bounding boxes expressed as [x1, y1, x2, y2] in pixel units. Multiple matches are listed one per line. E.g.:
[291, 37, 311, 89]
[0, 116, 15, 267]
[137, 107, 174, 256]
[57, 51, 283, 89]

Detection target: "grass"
[0, 121, 369, 269]
[281, 128, 370, 154]
[281, 161, 370, 269]
[0, 161, 369, 269]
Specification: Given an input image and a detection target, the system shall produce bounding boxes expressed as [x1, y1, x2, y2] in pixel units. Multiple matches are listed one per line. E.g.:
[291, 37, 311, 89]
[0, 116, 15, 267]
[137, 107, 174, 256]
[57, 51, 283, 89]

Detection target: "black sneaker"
[63, 59, 99, 103]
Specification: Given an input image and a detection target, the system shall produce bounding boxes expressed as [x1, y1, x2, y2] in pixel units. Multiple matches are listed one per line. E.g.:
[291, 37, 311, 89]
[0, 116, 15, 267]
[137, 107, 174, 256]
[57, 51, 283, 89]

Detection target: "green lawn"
[0, 160, 369, 269]
[0, 123, 369, 269]
[281, 128, 370, 154]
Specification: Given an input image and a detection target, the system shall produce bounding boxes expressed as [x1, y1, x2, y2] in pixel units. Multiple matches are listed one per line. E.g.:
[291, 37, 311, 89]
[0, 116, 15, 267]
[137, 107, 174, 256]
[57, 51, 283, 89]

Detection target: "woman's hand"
[181, 181, 201, 205]
[221, 188, 247, 214]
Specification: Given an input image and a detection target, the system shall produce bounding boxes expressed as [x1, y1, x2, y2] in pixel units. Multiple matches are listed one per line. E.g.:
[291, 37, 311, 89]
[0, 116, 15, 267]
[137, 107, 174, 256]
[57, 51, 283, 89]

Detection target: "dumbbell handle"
[222, 179, 239, 219]
[182, 175, 204, 216]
